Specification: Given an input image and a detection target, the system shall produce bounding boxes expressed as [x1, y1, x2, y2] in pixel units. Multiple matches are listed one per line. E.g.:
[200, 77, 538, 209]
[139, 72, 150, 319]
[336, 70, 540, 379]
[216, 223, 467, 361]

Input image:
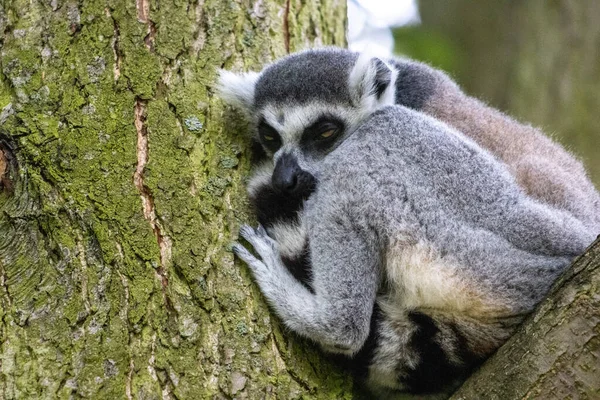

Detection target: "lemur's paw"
[240, 225, 279, 267]
[239, 224, 256, 242]
[237, 224, 280, 270]
[256, 224, 278, 248]
[232, 242, 256, 263]
[232, 242, 269, 276]
[256, 223, 268, 237]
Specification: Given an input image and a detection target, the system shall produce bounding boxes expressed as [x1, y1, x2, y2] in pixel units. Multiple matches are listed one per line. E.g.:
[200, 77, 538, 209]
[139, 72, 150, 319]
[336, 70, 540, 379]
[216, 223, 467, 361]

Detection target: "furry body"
[247, 49, 600, 234]
[217, 48, 599, 394]
[233, 105, 593, 392]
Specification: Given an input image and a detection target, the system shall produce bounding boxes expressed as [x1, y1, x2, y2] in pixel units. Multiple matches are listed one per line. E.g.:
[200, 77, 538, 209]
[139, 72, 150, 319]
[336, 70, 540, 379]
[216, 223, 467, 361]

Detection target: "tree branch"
[452, 237, 600, 399]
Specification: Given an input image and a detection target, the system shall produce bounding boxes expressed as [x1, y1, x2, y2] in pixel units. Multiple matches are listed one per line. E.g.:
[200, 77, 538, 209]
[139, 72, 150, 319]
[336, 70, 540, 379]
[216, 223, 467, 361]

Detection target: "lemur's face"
[217, 48, 398, 197]
[254, 101, 369, 196]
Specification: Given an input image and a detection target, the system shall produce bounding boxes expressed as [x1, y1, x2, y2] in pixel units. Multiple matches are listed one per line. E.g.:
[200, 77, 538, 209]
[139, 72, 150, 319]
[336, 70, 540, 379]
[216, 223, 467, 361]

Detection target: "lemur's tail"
[358, 305, 523, 395]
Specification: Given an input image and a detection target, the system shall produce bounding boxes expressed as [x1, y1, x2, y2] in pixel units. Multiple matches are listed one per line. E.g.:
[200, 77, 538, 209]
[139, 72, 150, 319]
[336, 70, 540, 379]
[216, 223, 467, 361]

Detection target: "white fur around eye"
[260, 102, 372, 146]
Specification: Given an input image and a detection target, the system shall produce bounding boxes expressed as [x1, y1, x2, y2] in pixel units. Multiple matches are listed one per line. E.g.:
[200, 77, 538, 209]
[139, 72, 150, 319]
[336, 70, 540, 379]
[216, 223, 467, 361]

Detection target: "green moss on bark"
[0, 0, 350, 398]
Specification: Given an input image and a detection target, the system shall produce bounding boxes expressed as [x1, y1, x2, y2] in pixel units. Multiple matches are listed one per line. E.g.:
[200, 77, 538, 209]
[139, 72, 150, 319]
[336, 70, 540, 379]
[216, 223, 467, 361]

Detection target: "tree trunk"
[451, 238, 600, 399]
[0, 1, 349, 398]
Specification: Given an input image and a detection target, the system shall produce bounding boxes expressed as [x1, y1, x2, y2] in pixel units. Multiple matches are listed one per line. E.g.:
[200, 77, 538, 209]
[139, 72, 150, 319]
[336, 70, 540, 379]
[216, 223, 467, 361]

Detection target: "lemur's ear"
[348, 53, 397, 109]
[216, 70, 260, 118]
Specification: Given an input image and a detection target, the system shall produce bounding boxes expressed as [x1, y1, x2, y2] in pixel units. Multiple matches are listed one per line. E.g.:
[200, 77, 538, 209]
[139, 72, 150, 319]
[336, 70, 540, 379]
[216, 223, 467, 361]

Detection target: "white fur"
[367, 315, 419, 391]
[380, 63, 398, 105]
[247, 160, 274, 198]
[261, 102, 370, 140]
[348, 52, 398, 111]
[268, 220, 307, 259]
[258, 101, 373, 175]
[384, 239, 512, 318]
[216, 69, 260, 116]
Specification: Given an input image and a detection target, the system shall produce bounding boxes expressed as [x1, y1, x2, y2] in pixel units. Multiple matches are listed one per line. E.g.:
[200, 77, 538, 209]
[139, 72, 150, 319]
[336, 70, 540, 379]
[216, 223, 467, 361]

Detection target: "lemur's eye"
[300, 116, 345, 153]
[260, 129, 280, 143]
[313, 120, 342, 141]
[320, 129, 336, 139]
[258, 119, 281, 152]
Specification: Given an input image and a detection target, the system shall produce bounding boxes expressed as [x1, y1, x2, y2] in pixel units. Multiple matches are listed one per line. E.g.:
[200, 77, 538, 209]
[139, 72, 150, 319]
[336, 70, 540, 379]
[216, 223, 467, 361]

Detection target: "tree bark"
[451, 238, 600, 399]
[0, 1, 349, 398]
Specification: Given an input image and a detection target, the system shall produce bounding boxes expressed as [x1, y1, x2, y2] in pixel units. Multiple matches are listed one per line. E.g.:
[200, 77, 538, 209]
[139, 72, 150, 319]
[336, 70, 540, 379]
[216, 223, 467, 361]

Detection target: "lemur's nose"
[272, 153, 317, 197]
[272, 153, 301, 194]
[281, 174, 298, 192]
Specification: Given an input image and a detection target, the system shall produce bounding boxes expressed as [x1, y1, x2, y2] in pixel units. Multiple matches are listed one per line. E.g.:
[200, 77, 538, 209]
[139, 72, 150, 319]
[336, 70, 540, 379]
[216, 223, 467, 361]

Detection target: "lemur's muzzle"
[272, 153, 316, 198]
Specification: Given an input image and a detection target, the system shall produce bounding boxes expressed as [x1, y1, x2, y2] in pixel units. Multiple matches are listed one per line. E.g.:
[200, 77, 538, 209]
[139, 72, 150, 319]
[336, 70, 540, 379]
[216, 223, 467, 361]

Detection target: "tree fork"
[452, 238, 600, 399]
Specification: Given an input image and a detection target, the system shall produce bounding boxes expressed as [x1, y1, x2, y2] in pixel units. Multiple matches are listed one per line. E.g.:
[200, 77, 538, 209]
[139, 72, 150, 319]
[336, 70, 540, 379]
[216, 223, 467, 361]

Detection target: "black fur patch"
[257, 118, 282, 153]
[250, 184, 307, 228]
[449, 322, 486, 369]
[400, 311, 462, 394]
[250, 138, 268, 164]
[350, 303, 382, 379]
[299, 116, 346, 154]
[389, 60, 436, 110]
[281, 241, 313, 293]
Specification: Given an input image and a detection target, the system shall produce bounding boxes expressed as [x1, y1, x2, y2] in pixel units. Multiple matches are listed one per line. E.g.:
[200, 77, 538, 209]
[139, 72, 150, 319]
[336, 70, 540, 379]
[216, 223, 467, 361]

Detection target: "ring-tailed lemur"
[217, 48, 599, 394]
[220, 48, 600, 290]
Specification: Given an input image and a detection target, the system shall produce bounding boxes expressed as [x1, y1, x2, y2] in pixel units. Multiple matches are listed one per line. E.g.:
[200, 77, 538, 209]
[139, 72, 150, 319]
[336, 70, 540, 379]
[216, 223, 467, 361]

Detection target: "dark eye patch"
[300, 116, 345, 153]
[257, 118, 282, 153]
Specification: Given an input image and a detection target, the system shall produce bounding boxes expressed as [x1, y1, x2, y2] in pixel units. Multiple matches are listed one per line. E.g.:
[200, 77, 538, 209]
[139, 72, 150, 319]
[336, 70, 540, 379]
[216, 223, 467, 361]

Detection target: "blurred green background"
[393, 1, 600, 188]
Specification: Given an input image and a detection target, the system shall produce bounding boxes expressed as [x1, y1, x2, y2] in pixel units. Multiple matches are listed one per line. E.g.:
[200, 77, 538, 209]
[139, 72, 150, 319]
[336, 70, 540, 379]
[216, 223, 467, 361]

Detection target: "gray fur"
[217, 47, 600, 394]
[254, 49, 358, 108]
[233, 105, 594, 391]
[217, 47, 600, 232]
[388, 58, 437, 110]
[385, 56, 600, 232]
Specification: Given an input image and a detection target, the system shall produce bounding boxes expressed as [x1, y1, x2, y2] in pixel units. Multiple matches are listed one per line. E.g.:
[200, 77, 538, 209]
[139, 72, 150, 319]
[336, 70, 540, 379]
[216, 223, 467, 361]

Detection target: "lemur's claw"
[239, 224, 255, 241]
[232, 242, 256, 263]
[257, 224, 268, 237]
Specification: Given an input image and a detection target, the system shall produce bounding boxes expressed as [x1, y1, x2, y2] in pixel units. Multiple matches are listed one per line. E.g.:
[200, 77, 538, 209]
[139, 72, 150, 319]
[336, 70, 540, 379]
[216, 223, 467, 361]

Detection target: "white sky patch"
[348, 0, 420, 57]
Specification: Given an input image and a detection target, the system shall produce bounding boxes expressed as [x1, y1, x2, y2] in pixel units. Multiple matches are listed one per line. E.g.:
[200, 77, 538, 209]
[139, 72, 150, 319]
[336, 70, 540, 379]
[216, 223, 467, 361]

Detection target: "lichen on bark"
[0, 0, 350, 398]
